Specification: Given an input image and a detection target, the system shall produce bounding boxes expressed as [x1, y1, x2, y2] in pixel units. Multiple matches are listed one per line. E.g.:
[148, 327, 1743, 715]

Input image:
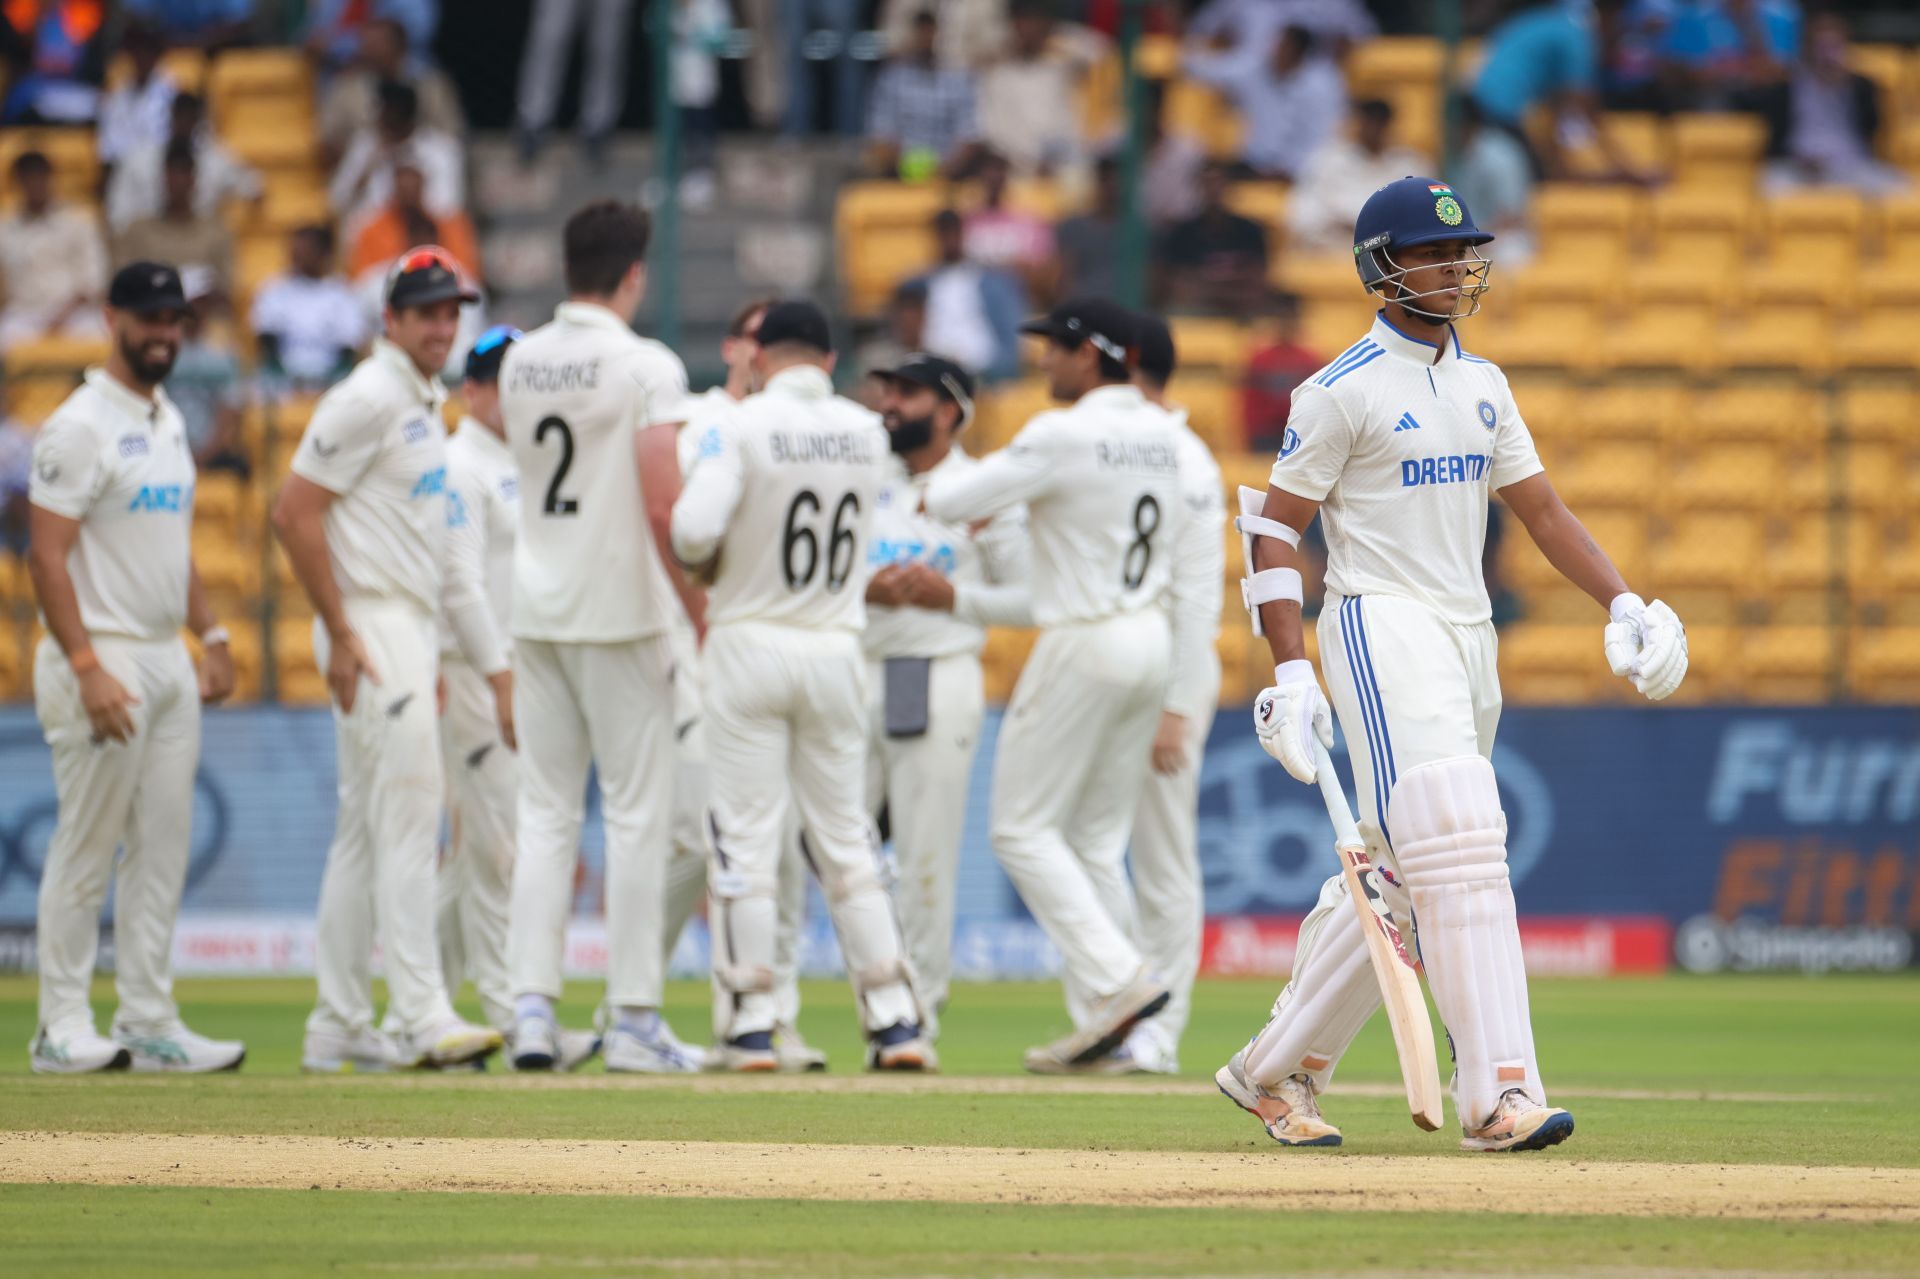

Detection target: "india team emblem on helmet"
[1435, 195, 1464, 227]
[1477, 399, 1497, 431]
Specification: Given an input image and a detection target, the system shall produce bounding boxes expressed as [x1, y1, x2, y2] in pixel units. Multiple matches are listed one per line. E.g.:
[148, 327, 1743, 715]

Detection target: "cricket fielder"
[671, 299, 934, 1073]
[26, 262, 243, 1074]
[924, 300, 1185, 1073]
[1117, 315, 1224, 1075]
[865, 354, 1030, 1040]
[274, 247, 506, 1072]
[434, 324, 601, 1070]
[666, 297, 825, 1072]
[1217, 177, 1688, 1150]
[499, 201, 705, 1073]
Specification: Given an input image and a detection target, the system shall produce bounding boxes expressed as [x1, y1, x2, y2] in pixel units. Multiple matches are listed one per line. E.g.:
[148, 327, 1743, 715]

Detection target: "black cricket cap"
[108, 261, 190, 315]
[1133, 312, 1176, 385]
[463, 324, 522, 384]
[876, 353, 976, 420]
[1019, 297, 1136, 366]
[386, 245, 480, 310]
[754, 299, 833, 353]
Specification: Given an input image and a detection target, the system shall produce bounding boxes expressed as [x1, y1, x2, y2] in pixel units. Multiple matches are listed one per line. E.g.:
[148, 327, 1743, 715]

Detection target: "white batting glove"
[1253, 659, 1334, 784]
[1604, 593, 1689, 701]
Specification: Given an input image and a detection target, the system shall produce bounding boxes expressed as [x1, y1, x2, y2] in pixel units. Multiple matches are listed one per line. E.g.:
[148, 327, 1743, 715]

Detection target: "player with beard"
[26, 262, 243, 1073]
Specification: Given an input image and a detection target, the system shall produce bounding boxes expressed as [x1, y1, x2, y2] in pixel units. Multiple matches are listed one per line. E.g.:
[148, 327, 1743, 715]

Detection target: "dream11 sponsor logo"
[1680, 718, 1920, 972]
[1197, 732, 1553, 915]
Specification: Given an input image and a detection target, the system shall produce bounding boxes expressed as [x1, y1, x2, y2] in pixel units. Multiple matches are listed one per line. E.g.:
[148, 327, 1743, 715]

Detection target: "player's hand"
[327, 628, 380, 714]
[1150, 710, 1188, 775]
[1604, 593, 1689, 701]
[898, 564, 956, 612]
[488, 668, 517, 751]
[866, 565, 909, 607]
[1253, 659, 1333, 784]
[78, 663, 139, 744]
[198, 639, 235, 705]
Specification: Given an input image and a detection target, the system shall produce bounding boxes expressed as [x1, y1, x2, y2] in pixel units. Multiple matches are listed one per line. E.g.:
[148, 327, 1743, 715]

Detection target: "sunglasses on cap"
[470, 324, 523, 357]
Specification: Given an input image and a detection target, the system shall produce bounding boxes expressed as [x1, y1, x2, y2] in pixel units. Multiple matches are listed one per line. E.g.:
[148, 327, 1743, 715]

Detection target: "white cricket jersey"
[865, 447, 1031, 660]
[289, 338, 451, 617]
[925, 383, 1185, 629]
[671, 364, 890, 633]
[1270, 313, 1544, 625]
[438, 419, 519, 667]
[500, 301, 692, 643]
[1165, 410, 1226, 718]
[29, 368, 195, 641]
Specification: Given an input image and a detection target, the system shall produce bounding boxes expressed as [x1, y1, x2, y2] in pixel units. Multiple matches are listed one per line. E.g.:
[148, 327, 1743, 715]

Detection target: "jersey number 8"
[1122, 493, 1160, 589]
[783, 489, 859, 592]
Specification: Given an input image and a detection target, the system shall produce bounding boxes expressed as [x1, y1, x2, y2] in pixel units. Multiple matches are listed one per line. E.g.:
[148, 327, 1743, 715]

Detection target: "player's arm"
[184, 561, 234, 704]
[951, 509, 1034, 627]
[669, 418, 745, 580]
[1499, 471, 1687, 699]
[1156, 479, 1226, 773]
[923, 421, 1058, 524]
[631, 355, 709, 637]
[440, 470, 513, 747]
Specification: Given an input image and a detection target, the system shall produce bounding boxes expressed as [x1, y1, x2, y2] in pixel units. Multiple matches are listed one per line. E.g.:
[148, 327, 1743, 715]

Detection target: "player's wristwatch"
[201, 625, 231, 648]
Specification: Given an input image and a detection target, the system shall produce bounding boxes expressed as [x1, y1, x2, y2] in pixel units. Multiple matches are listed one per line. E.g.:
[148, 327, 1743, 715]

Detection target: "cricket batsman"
[1217, 177, 1688, 1150]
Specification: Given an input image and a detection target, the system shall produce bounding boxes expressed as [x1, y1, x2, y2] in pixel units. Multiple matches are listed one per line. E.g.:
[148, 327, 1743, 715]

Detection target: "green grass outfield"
[2, 973, 1917, 1277]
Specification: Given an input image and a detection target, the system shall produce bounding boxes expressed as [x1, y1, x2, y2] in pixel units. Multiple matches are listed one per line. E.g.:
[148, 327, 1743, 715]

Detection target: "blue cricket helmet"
[1352, 176, 1495, 320]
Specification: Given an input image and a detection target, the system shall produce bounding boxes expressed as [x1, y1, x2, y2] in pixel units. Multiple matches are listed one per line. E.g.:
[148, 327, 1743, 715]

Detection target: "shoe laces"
[1274, 1073, 1324, 1120]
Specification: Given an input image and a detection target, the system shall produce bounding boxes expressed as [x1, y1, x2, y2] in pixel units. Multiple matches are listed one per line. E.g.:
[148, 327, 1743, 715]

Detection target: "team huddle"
[25, 177, 1686, 1151]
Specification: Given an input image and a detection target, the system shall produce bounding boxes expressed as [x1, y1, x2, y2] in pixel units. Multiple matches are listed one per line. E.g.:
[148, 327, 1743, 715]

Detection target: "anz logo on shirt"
[446, 489, 470, 528]
[869, 536, 956, 574]
[128, 483, 190, 513]
[410, 467, 447, 500]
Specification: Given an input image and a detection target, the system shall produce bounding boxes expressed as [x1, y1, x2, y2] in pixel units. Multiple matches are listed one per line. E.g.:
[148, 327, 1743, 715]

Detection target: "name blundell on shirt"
[769, 429, 877, 465]
[1095, 440, 1178, 473]
[509, 358, 601, 394]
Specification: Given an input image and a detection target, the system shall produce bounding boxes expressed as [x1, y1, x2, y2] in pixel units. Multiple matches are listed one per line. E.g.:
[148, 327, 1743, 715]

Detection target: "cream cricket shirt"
[1166, 410, 1226, 719]
[1270, 313, 1545, 626]
[438, 419, 520, 669]
[29, 369, 195, 641]
[500, 302, 692, 643]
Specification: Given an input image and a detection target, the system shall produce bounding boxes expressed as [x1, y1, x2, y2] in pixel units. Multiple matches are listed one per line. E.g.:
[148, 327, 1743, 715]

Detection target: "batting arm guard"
[1235, 485, 1303, 637]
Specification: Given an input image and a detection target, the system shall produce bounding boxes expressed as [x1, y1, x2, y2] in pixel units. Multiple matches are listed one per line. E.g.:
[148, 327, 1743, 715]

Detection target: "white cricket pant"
[865, 651, 983, 1038]
[308, 600, 457, 1039]
[1129, 647, 1220, 1048]
[510, 634, 676, 1009]
[32, 635, 199, 1035]
[991, 610, 1170, 1024]
[516, 0, 635, 137]
[436, 654, 516, 1033]
[703, 622, 917, 1039]
[1243, 591, 1507, 1095]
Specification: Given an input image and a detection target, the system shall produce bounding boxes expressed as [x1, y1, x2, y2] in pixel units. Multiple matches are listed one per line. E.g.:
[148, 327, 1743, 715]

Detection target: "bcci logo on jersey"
[1477, 399, 1497, 432]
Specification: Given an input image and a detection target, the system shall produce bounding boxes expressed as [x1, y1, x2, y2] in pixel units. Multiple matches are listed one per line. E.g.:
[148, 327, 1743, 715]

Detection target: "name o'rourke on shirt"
[1401, 453, 1494, 488]
[1094, 440, 1179, 473]
[769, 430, 876, 465]
[508, 358, 601, 394]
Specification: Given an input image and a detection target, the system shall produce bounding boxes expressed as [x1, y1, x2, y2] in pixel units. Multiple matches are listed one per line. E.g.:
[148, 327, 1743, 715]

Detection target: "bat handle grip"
[1311, 741, 1366, 851]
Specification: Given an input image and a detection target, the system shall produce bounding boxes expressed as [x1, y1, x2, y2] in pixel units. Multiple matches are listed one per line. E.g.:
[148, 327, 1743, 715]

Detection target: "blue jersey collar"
[1370, 310, 1457, 366]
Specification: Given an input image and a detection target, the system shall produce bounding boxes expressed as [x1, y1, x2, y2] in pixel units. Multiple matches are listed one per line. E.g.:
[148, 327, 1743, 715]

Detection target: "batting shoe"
[604, 1023, 703, 1074]
[866, 1022, 938, 1072]
[112, 1019, 246, 1073]
[509, 1015, 560, 1071]
[415, 1018, 503, 1069]
[554, 1027, 603, 1072]
[1461, 1090, 1576, 1153]
[30, 1023, 132, 1074]
[710, 1030, 779, 1073]
[1023, 971, 1170, 1075]
[773, 1021, 827, 1072]
[301, 1025, 402, 1073]
[1214, 1049, 1342, 1147]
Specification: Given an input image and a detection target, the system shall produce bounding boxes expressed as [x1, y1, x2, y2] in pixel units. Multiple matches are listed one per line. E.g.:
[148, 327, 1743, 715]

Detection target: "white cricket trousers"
[33, 635, 199, 1036]
[865, 651, 984, 1037]
[1244, 591, 1504, 1093]
[308, 599, 457, 1040]
[437, 654, 515, 1033]
[703, 622, 917, 1038]
[991, 609, 1171, 1024]
[1129, 646, 1220, 1048]
[510, 634, 675, 1009]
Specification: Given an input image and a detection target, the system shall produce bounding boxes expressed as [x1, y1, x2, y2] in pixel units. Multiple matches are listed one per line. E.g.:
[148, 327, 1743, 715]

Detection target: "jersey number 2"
[1123, 493, 1160, 589]
[783, 490, 858, 591]
[535, 416, 579, 515]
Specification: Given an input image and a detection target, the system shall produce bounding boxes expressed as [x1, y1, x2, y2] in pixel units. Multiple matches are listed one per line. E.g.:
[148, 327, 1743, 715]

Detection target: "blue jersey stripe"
[1315, 340, 1379, 386]
[1322, 347, 1387, 387]
[1338, 598, 1390, 837]
[1351, 598, 1398, 843]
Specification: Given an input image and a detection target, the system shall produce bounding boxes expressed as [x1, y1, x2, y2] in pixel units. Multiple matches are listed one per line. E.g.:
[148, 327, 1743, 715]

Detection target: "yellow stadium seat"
[980, 626, 1036, 703]
[1558, 114, 1667, 179]
[107, 49, 208, 94]
[1875, 193, 1920, 257]
[1851, 260, 1920, 327]
[1173, 376, 1240, 454]
[1497, 624, 1604, 704]
[1581, 382, 1687, 441]
[1840, 441, 1906, 511]
[1742, 244, 1857, 315]
[1168, 318, 1251, 371]
[1689, 381, 1817, 442]
[8, 372, 80, 424]
[1469, 314, 1602, 373]
[1649, 511, 1761, 589]
[1604, 312, 1720, 373]
[1721, 315, 1833, 374]
[193, 472, 247, 531]
[1505, 374, 1576, 439]
[1851, 627, 1920, 702]
[1743, 626, 1835, 703]
[1532, 183, 1644, 246]
[1834, 316, 1918, 371]
[192, 534, 260, 595]
[1850, 44, 1906, 106]
[207, 47, 312, 107]
[970, 378, 1053, 454]
[1764, 190, 1866, 241]
[1300, 299, 1377, 354]
[1278, 254, 1362, 303]
[1224, 181, 1289, 232]
[0, 128, 97, 206]
[1663, 623, 1735, 702]
[1507, 253, 1619, 315]
[1345, 36, 1446, 94]
[5, 336, 109, 375]
[1665, 440, 1782, 509]
[1163, 79, 1242, 159]
[1217, 450, 1274, 499]
[1838, 380, 1920, 443]
[1622, 254, 1732, 314]
[1765, 512, 1869, 593]
[1667, 114, 1766, 188]
[1550, 438, 1661, 507]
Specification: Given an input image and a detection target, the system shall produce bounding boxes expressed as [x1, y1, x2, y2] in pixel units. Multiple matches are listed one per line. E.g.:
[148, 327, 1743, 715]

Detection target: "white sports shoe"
[773, 1022, 827, 1072]
[1088, 1021, 1179, 1075]
[510, 1016, 559, 1071]
[604, 1022, 703, 1073]
[554, 1027, 602, 1072]
[414, 1018, 503, 1069]
[1461, 1088, 1576, 1152]
[31, 1024, 132, 1074]
[1215, 1049, 1342, 1147]
[302, 1025, 402, 1073]
[112, 1020, 246, 1073]
[1024, 970, 1169, 1074]
[866, 1022, 938, 1072]
[708, 1031, 779, 1073]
